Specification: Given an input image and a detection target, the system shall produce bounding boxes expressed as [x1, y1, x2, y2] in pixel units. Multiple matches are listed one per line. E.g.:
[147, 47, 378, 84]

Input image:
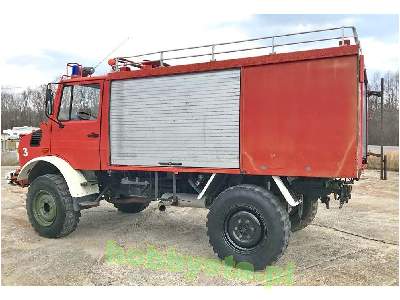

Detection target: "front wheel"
[26, 174, 80, 238]
[207, 184, 290, 271]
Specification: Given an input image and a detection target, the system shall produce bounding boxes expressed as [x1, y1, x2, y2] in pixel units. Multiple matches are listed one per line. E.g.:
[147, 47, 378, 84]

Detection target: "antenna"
[93, 36, 131, 70]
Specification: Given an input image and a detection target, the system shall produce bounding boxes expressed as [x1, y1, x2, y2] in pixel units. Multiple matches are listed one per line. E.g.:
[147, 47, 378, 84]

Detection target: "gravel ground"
[1, 166, 398, 286]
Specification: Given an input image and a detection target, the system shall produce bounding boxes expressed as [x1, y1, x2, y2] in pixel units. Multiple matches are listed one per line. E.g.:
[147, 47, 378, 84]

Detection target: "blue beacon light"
[71, 64, 80, 76]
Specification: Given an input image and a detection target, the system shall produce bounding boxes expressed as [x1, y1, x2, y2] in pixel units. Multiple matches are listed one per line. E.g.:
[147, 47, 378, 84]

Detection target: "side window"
[58, 84, 100, 121]
[59, 86, 72, 121]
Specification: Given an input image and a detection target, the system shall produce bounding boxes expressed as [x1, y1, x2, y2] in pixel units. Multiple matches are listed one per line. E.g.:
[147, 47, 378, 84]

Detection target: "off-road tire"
[290, 196, 318, 232]
[206, 184, 290, 271]
[26, 174, 80, 238]
[114, 202, 150, 213]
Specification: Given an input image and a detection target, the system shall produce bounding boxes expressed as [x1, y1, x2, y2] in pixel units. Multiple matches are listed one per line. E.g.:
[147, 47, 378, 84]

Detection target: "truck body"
[18, 44, 366, 177]
[11, 26, 367, 270]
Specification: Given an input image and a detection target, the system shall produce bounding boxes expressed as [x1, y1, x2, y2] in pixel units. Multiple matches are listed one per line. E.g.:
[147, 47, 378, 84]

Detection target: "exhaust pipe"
[158, 193, 206, 211]
[158, 198, 175, 211]
[158, 202, 167, 211]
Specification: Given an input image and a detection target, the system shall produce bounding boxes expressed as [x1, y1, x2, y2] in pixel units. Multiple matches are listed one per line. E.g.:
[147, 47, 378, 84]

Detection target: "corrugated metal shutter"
[109, 69, 240, 168]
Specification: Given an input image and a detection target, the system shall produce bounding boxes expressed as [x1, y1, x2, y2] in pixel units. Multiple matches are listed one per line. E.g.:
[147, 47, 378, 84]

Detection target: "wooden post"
[383, 155, 388, 180]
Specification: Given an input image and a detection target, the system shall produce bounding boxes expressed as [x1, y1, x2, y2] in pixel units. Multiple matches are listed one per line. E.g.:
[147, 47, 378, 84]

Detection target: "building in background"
[1, 126, 39, 152]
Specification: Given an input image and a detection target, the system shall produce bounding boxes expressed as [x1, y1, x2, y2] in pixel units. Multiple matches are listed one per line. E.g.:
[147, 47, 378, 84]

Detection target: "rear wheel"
[289, 196, 318, 232]
[114, 202, 149, 213]
[207, 184, 290, 271]
[26, 174, 80, 238]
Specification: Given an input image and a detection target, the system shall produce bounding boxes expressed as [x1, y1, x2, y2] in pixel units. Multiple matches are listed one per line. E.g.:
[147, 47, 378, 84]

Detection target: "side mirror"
[45, 87, 53, 116]
[45, 83, 64, 128]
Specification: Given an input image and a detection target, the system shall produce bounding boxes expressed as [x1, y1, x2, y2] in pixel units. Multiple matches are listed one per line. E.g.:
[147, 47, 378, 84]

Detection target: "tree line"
[1, 84, 47, 131]
[1, 71, 399, 145]
[367, 71, 399, 146]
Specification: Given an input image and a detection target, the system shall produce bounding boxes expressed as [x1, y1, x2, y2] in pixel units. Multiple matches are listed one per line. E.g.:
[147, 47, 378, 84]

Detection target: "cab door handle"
[87, 132, 99, 138]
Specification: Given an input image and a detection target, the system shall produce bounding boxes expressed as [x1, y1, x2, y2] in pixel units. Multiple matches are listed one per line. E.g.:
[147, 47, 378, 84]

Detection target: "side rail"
[114, 26, 359, 69]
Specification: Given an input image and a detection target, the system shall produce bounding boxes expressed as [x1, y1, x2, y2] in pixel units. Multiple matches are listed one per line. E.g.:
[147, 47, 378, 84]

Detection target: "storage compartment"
[110, 69, 240, 168]
[241, 55, 359, 177]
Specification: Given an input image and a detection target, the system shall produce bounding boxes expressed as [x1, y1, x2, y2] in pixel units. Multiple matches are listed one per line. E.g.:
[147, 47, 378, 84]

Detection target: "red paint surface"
[241, 55, 360, 177]
[18, 122, 51, 167]
[21, 45, 364, 178]
[50, 79, 104, 170]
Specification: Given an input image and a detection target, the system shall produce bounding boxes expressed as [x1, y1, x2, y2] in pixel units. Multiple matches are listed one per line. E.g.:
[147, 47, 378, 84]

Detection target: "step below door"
[109, 69, 240, 168]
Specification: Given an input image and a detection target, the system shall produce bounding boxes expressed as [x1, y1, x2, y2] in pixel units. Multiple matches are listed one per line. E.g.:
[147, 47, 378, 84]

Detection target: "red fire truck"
[10, 26, 367, 270]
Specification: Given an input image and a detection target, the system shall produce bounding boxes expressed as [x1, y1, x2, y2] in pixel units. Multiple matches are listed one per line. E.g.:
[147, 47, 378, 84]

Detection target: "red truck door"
[51, 81, 103, 170]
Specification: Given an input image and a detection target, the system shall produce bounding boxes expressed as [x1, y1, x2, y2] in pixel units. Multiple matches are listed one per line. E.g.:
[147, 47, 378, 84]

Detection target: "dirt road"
[1, 166, 398, 285]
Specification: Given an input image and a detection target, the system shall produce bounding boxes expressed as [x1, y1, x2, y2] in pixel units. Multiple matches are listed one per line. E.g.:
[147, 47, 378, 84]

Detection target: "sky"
[0, 1, 398, 90]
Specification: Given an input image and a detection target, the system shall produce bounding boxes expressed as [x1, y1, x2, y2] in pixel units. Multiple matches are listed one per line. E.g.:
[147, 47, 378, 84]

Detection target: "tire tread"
[26, 174, 80, 238]
[206, 184, 291, 269]
[290, 196, 318, 232]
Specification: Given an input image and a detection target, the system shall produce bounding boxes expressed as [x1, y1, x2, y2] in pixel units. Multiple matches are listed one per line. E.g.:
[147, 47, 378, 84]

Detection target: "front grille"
[30, 130, 42, 147]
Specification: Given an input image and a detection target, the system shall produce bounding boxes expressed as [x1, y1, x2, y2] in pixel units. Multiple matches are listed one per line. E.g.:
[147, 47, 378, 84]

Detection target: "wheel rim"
[225, 209, 264, 249]
[33, 190, 57, 227]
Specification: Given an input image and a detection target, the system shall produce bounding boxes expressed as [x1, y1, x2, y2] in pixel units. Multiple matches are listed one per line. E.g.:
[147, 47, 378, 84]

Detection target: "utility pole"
[380, 78, 384, 180]
[368, 77, 386, 180]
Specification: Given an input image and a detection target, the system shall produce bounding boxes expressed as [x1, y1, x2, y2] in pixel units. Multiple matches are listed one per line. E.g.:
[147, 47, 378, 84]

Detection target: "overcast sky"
[0, 2, 398, 90]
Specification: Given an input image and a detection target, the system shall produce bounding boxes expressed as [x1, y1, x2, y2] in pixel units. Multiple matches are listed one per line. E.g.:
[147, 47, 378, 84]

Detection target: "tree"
[1, 85, 47, 130]
[367, 71, 399, 146]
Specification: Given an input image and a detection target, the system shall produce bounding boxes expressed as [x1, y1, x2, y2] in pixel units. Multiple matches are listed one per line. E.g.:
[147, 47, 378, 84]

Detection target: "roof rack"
[113, 26, 359, 69]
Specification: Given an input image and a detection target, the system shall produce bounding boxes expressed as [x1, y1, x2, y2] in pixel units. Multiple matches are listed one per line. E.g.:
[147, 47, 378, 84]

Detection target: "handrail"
[114, 26, 359, 69]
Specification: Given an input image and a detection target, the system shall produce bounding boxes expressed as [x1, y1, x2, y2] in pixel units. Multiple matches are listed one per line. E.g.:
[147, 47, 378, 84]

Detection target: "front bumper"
[6, 168, 21, 185]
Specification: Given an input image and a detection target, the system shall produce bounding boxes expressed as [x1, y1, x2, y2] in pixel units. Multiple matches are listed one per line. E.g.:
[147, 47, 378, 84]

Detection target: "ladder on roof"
[113, 26, 359, 69]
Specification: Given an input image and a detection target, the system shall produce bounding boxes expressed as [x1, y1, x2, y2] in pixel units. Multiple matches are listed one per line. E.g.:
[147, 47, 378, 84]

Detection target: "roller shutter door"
[109, 69, 240, 168]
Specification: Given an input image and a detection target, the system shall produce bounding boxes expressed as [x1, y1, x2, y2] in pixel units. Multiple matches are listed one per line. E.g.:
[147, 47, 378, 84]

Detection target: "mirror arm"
[45, 108, 64, 128]
[53, 118, 65, 128]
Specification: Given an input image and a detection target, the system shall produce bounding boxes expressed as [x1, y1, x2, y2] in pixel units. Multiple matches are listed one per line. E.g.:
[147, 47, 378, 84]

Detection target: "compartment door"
[109, 69, 240, 168]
